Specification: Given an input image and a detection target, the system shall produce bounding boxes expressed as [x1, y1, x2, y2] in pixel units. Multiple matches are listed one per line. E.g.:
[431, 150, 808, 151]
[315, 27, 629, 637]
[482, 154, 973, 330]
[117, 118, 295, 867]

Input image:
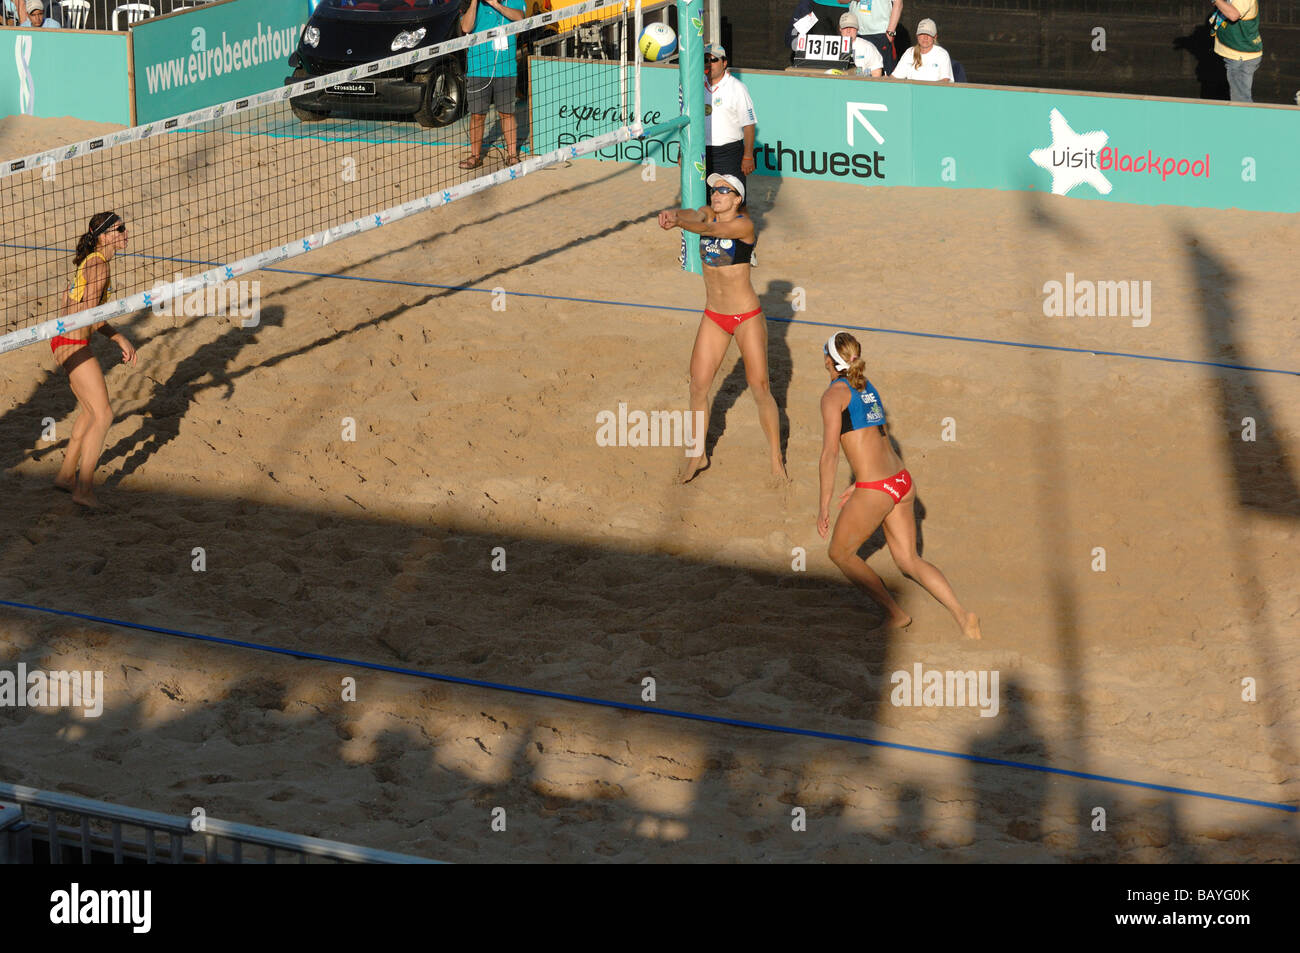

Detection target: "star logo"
[1029, 109, 1112, 196]
[442, 190, 452, 203]
[302, 239, 312, 251]
[225, 267, 234, 280]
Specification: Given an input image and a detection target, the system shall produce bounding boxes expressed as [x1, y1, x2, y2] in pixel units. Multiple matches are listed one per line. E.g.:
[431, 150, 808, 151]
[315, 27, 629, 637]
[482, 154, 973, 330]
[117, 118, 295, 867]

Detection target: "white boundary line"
[0, 2, 642, 354]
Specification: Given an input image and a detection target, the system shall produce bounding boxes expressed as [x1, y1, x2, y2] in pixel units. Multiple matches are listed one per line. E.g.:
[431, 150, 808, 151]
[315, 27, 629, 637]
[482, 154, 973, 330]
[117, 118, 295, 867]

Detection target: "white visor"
[825, 333, 850, 371]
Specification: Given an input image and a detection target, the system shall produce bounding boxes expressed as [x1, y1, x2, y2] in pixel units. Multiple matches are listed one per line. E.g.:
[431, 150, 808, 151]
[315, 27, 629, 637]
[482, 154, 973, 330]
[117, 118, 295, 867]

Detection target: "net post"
[633, 1, 643, 129]
[677, 0, 705, 275]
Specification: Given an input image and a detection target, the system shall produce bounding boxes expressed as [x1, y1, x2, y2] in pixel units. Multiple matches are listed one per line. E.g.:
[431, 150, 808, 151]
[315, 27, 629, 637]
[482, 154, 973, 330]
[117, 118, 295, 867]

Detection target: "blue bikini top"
[700, 214, 756, 267]
[836, 376, 886, 432]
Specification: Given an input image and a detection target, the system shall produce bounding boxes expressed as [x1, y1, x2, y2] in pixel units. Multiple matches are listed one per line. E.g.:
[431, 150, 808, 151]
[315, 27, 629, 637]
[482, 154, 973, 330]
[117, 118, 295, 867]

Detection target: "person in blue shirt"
[459, 0, 526, 169]
[20, 0, 62, 28]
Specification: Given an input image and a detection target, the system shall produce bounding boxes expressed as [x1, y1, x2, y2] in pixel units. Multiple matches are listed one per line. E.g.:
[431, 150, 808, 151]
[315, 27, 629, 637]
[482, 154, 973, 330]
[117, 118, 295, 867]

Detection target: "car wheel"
[414, 59, 465, 129]
[289, 67, 329, 122]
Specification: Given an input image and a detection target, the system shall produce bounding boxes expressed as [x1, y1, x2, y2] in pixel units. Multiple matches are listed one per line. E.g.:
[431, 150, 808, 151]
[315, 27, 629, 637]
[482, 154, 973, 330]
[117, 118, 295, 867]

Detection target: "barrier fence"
[533, 60, 1300, 214]
[5, 0, 217, 33]
[0, 781, 441, 863]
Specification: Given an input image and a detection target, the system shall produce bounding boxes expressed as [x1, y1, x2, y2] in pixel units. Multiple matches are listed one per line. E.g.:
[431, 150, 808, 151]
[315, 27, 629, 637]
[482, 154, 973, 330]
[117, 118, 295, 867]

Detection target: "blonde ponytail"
[831, 332, 867, 389]
[846, 356, 868, 392]
[912, 45, 923, 70]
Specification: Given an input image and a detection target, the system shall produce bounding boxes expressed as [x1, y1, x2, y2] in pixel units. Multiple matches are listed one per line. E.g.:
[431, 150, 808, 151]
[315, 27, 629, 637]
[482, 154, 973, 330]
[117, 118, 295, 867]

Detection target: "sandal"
[458, 154, 484, 170]
[504, 153, 522, 166]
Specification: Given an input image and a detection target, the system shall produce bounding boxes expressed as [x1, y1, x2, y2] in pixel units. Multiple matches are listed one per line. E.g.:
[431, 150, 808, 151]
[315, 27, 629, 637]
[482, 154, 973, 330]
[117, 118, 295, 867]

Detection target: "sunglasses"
[712, 186, 736, 196]
[704, 56, 719, 63]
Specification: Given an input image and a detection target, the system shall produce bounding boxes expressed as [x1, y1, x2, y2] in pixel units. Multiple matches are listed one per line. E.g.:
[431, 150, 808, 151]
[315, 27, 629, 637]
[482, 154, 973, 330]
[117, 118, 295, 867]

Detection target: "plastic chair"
[59, 0, 90, 29]
[111, 2, 154, 30]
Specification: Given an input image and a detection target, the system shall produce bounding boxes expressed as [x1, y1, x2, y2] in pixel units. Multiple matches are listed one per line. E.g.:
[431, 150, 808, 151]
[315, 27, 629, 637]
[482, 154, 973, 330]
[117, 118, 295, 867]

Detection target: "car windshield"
[320, 0, 448, 10]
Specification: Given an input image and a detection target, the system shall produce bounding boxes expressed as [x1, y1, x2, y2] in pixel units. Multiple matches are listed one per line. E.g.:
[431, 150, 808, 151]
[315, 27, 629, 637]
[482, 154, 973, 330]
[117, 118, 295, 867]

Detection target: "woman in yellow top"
[53, 211, 138, 508]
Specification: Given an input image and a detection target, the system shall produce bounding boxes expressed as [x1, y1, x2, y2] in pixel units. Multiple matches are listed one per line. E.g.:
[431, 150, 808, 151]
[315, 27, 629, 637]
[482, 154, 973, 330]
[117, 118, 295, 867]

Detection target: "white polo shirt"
[705, 71, 757, 147]
[891, 44, 954, 82]
[850, 37, 884, 74]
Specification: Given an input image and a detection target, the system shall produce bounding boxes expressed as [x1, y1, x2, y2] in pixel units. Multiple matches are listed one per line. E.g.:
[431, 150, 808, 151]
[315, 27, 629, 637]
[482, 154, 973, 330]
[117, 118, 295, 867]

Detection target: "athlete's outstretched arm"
[661, 207, 756, 243]
[658, 206, 708, 230]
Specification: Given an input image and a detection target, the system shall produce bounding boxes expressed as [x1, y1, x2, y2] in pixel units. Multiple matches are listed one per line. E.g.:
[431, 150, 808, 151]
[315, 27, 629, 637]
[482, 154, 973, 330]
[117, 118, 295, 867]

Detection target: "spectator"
[704, 44, 757, 192]
[1210, 0, 1263, 103]
[839, 12, 883, 76]
[790, 1, 858, 58]
[20, 0, 61, 28]
[891, 18, 952, 82]
[788, 0, 817, 52]
[848, 0, 902, 73]
[459, 0, 526, 169]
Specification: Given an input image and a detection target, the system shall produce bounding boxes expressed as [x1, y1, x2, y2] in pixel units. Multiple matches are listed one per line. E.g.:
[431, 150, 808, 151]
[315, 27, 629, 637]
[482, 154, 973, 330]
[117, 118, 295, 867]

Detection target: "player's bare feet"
[54, 475, 74, 492]
[71, 487, 103, 509]
[962, 612, 982, 640]
[770, 457, 789, 481]
[887, 611, 912, 630]
[679, 454, 707, 484]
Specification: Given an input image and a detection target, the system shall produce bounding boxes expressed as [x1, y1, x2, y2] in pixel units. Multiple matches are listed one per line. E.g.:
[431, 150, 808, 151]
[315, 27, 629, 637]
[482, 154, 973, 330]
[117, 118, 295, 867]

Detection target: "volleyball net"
[0, 0, 651, 355]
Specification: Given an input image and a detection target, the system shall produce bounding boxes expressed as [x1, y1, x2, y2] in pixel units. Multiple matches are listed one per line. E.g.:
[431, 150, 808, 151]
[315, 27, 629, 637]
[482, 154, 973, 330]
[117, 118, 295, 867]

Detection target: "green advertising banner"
[530, 61, 1300, 214]
[0, 27, 132, 127]
[132, 0, 312, 125]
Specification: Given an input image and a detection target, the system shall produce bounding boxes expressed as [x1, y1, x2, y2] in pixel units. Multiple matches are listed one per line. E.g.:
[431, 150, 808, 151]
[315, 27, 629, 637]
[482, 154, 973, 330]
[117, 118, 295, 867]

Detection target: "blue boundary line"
[1, 598, 1293, 814]
[5, 241, 1296, 377]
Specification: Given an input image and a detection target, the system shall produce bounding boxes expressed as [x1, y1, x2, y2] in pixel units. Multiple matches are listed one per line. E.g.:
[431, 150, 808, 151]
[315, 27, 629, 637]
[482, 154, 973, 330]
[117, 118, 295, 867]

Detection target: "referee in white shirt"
[704, 44, 757, 193]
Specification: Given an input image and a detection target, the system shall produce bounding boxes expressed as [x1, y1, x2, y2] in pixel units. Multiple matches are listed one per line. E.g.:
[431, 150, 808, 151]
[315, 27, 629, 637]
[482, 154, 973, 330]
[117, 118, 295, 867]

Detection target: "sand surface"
[0, 115, 1297, 862]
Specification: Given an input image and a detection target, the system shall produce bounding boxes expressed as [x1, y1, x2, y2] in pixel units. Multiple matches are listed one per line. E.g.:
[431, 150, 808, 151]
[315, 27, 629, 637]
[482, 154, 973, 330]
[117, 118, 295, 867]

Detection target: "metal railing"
[0, 782, 442, 864]
[0, 0, 208, 31]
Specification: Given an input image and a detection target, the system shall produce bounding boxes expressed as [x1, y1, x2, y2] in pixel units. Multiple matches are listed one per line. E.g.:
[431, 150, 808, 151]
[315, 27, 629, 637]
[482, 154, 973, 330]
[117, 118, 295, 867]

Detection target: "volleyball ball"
[638, 23, 677, 62]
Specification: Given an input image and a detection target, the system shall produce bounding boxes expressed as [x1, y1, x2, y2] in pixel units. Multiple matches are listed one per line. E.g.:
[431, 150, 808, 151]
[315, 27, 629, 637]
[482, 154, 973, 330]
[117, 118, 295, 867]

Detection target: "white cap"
[28, 0, 46, 10]
[916, 18, 937, 36]
[707, 173, 745, 201]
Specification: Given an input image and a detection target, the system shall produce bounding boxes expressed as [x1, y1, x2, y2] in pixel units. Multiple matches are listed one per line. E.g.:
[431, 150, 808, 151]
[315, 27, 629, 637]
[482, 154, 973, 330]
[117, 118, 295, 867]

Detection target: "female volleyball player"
[657, 173, 784, 483]
[51, 211, 138, 508]
[817, 331, 980, 638]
